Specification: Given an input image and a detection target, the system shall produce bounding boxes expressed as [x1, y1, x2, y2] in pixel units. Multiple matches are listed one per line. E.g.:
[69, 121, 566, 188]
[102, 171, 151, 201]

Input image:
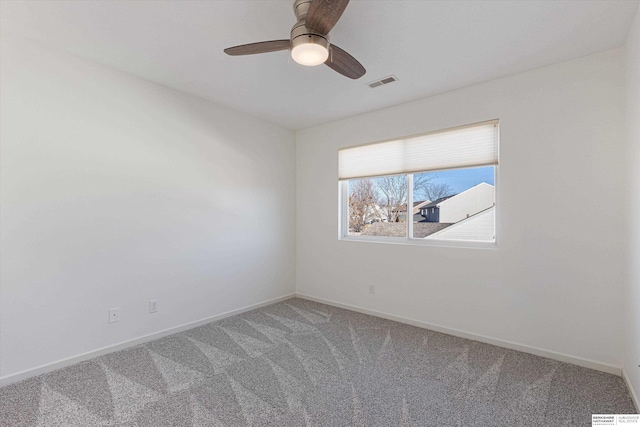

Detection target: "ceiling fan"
[224, 0, 365, 79]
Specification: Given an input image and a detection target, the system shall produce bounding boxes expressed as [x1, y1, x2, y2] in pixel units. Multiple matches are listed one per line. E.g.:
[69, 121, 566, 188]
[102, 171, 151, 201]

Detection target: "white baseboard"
[296, 293, 622, 376]
[623, 369, 640, 413]
[0, 293, 296, 387]
[2, 291, 626, 388]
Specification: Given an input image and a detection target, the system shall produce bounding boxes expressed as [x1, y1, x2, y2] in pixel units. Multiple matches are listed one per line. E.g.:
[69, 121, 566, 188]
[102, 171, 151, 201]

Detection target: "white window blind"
[338, 121, 498, 180]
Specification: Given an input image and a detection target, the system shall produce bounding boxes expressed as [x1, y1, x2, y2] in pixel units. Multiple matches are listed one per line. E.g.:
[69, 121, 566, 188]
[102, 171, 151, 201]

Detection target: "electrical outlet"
[149, 299, 158, 313]
[369, 284, 376, 295]
[109, 308, 120, 323]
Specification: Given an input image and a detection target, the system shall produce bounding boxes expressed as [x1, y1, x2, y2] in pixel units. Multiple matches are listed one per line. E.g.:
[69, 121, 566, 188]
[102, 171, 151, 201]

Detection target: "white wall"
[0, 36, 296, 380]
[297, 49, 626, 369]
[625, 6, 640, 407]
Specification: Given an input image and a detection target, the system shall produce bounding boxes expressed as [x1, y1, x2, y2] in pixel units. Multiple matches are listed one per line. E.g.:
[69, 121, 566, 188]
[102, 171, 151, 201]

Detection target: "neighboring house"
[396, 200, 431, 222]
[420, 183, 494, 223]
[413, 212, 425, 223]
[361, 222, 407, 237]
[367, 204, 385, 223]
[362, 221, 453, 238]
[425, 206, 495, 241]
[378, 205, 393, 221]
[361, 204, 387, 224]
[349, 203, 387, 232]
[413, 222, 454, 238]
[419, 196, 454, 222]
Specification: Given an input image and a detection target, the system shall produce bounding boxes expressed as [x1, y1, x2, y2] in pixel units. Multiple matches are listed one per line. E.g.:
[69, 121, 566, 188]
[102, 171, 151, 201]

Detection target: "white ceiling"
[1, 0, 638, 129]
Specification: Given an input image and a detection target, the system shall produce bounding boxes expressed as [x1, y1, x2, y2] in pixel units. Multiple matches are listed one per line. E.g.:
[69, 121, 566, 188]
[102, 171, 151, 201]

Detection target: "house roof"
[361, 223, 407, 238]
[397, 201, 429, 212]
[422, 196, 455, 209]
[421, 182, 495, 210]
[360, 221, 453, 238]
[413, 223, 454, 238]
[436, 182, 494, 208]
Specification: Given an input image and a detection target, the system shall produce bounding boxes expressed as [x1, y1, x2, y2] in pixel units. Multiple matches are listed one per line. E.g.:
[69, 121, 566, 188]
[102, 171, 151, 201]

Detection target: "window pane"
[347, 175, 407, 237]
[412, 166, 495, 241]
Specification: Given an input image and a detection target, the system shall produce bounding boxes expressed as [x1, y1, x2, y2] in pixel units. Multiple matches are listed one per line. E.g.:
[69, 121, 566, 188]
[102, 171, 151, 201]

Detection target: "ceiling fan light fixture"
[291, 34, 329, 66]
[224, 0, 365, 79]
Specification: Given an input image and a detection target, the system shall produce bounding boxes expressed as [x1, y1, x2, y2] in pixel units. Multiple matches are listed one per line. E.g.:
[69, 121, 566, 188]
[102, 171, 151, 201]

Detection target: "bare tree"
[348, 179, 380, 232]
[376, 175, 407, 222]
[422, 182, 453, 201]
[350, 174, 452, 229]
[414, 173, 453, 202]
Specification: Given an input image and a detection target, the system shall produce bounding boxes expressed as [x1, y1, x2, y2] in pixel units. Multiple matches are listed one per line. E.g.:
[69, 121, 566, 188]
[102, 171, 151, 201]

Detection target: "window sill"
[338, 235, 498, 250]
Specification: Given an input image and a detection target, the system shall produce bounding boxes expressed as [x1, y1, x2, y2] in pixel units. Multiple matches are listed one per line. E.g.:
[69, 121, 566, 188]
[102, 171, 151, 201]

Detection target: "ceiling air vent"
[367, 75, 398, 88]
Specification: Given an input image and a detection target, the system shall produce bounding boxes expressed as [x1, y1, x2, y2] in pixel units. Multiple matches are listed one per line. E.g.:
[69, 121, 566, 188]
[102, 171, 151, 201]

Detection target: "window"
[339, 120, 499, 246]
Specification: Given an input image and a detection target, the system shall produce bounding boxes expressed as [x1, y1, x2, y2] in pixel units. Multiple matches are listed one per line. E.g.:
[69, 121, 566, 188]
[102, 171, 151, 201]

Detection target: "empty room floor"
[0, 298, 636, 426]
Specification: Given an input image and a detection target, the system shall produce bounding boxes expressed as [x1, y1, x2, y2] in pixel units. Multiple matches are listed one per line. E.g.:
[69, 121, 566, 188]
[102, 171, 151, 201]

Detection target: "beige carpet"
[0, 298, 636, 426]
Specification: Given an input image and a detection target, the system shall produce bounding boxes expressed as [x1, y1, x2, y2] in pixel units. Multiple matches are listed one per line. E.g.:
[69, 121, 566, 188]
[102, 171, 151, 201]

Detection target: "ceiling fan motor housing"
[293, 0, 311, 22]
[291, 0, 329, 51]
[290, 22, 329, 52]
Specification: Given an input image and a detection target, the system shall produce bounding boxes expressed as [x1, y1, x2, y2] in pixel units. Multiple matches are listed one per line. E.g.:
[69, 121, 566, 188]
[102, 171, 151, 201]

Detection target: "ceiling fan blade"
[306, 0, 350, 34]
[325, 44, 365, 79]
[224, 40, 291, 56]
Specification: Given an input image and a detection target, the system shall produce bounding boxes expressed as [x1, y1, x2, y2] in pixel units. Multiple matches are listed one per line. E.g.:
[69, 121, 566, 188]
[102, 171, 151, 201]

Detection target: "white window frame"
[338, 122, 499, 249]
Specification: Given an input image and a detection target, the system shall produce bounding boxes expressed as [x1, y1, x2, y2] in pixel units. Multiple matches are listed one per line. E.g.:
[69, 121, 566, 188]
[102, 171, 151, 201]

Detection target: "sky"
[416, 166, 495, 196]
